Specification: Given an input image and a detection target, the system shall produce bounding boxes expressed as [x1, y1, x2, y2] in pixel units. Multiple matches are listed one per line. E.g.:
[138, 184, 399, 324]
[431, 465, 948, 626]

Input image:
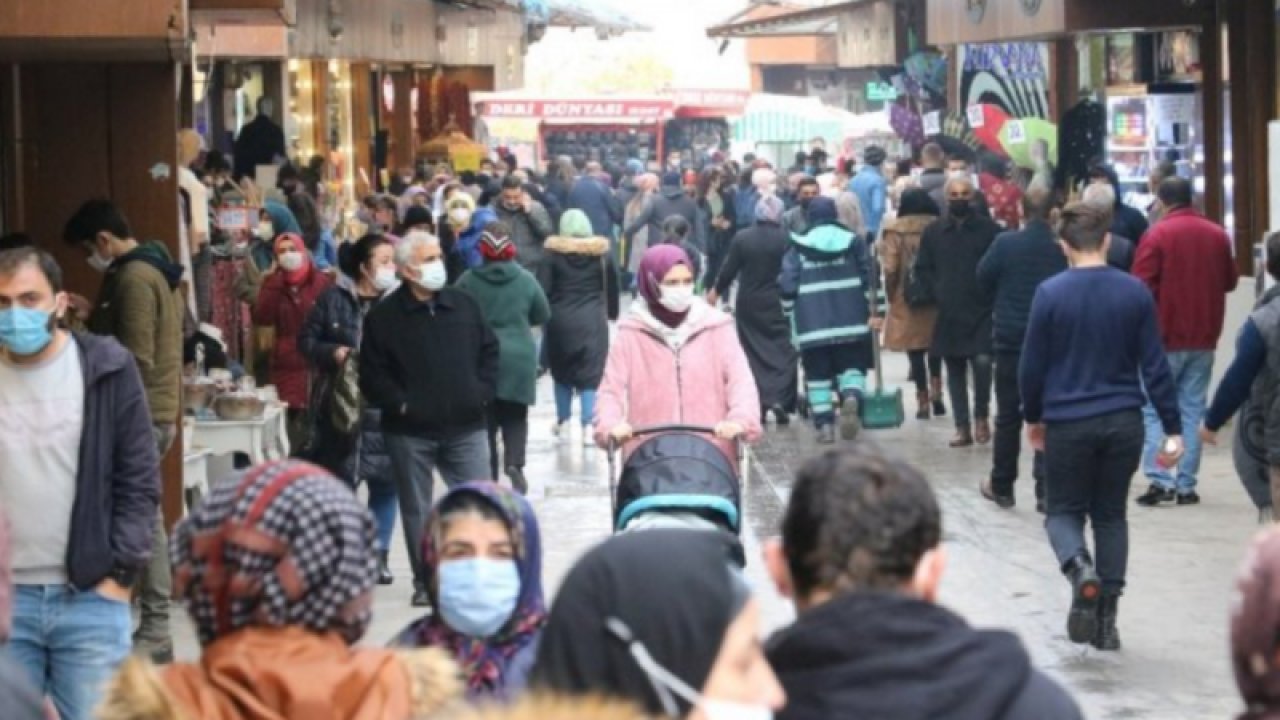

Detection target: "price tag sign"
[967, 105, 985, 128]
[1006, 119, 1027, 144]
[217, 206, 254, 231]
[923, 111, 941, 136]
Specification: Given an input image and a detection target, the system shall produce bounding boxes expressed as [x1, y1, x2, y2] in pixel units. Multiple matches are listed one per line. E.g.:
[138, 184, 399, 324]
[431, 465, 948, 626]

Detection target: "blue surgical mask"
[437, 558, 520, 638]
[0, 306, 55, 356]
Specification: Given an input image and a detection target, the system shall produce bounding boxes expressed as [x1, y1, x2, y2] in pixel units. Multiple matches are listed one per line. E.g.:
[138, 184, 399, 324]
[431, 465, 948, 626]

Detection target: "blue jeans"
[367, 473, 399, 552]
[1143, 350, 1214, 492]
[385, 429, 490, 589]
[554, 382, 597, 427]
[7, 584, 132, 720]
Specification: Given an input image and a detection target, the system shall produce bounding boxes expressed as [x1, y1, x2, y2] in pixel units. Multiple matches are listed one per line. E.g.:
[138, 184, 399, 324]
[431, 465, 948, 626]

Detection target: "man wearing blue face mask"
[0, 247, 159, 720]
[360, 231, 499, 609]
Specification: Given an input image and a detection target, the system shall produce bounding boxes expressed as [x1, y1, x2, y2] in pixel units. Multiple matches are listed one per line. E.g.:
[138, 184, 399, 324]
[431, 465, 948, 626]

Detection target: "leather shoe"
[974, 418, 992, 445]
[1135, 484, 1175, 507]
[949, 426, 974, 448]
[411, 588, 431, 608]
[1064, 555, 1101, 644]
[980, 477, 1015, 509]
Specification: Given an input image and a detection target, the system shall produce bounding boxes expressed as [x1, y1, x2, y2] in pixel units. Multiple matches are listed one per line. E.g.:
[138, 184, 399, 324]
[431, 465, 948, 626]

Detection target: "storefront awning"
[707, 0, 870, 39]
[731, 93, 846, 144]
[543, 0, 650, 32]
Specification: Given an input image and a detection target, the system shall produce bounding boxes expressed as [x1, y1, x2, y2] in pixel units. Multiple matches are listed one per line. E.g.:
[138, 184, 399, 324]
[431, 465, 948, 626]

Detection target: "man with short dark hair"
[491, 175, 554, 273]
[782, 177, 820, 235]
[764, 445, 1081, 720]
[0, 247, 159, 719]
[1021, 202, 1182, 650]
[977, 185, 1067, 510]
[1132, 176, 1238, 506]
[62, 198, 183, 663]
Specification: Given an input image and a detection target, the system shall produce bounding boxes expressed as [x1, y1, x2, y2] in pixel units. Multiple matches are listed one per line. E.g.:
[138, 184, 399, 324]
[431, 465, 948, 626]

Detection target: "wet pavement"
[167, 308, 1261, 719]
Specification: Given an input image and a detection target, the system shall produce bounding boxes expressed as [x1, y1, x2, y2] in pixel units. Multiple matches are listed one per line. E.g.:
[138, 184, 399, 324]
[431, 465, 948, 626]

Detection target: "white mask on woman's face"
[255, 221, 274, 241]
[369, 264, 399, 291]
[278, 251, 305, 272]
[658, 284, 694, 313]
[699, 700, 773, 720]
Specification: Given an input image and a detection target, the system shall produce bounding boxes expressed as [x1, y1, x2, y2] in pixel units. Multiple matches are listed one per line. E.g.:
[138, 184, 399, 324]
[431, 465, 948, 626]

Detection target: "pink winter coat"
[594, 300, 762, 462]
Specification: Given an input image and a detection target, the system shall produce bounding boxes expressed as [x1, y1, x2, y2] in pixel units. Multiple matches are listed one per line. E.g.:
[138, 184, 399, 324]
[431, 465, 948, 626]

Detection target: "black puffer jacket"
[297, 276, 391, 485]
[767, 592, 1082, 720]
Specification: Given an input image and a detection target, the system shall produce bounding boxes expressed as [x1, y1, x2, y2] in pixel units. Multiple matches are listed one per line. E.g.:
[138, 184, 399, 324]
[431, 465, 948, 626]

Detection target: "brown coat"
[879, 215, 939, 352]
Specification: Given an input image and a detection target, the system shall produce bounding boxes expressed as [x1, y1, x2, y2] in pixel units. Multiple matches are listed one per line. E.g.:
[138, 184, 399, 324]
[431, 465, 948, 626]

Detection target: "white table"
[190, 403, 289, 465]
[182, 448, 213, 514]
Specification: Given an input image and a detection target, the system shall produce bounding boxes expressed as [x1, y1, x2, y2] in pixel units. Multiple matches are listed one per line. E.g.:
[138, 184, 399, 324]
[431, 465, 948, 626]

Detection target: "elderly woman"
[532, 530, 785, 718]
[457, 223, 551, 493]
[709, 195, 798, 426]
[394, 482, 546, 700]
[595, 245, 761, 461]
[253, 232, 333, 451]
[97, 460, 462, 720]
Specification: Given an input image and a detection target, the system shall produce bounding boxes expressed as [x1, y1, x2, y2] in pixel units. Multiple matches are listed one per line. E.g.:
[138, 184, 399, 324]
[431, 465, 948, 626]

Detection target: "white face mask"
[699, 699, 774, 720]
[369, 265, 399, 291]
[449, 208, 473, 228]
[413, 260, 447, 291]
[87, 250, 112, 274]
[278, 251, 305, 272]
[255, 221, 274, 241]
[659, 284, 694, 313]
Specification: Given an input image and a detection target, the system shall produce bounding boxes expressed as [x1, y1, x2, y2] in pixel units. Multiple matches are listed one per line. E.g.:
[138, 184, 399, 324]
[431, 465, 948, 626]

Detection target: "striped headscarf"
[171, 460, 378, 647]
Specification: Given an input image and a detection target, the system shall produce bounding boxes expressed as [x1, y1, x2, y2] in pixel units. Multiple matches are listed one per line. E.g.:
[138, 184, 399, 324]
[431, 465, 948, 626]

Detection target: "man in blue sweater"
[976, 185, 1066, 511]
[1020, 202, 1182, 652]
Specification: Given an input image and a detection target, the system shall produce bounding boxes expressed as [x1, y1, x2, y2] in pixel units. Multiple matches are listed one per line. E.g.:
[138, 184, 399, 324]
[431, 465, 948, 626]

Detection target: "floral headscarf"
[170, 460, 378, 647]
[417, 482, 546, 694]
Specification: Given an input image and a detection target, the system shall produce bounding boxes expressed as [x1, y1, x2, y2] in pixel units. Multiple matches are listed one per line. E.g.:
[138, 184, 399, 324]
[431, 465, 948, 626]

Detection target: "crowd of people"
[0, 126, 1277, 720]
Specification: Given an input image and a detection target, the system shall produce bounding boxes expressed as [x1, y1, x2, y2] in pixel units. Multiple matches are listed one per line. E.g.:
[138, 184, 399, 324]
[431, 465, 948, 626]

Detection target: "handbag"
[329, 351, 361, 437]
[904, 242, 935, 309]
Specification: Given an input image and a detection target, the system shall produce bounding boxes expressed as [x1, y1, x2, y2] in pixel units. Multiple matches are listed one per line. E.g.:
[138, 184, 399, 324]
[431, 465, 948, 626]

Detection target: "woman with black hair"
[287, 191, 336, 272]
[298, 233, 401, 584]
[658, 215, 703, 286]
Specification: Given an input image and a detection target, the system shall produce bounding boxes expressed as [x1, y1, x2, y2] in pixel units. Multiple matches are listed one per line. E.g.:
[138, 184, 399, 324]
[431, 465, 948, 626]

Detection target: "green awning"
[731, 95, 843, 144]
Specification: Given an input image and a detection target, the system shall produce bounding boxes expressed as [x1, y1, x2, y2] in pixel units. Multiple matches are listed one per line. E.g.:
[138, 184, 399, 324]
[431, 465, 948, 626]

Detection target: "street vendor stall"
[731, 93, 847, 169]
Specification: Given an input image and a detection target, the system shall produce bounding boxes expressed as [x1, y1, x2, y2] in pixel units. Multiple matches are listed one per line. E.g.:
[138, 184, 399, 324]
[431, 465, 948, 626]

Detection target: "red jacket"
[1132, 207, 1238, 351]
[253, 268, 333, 408]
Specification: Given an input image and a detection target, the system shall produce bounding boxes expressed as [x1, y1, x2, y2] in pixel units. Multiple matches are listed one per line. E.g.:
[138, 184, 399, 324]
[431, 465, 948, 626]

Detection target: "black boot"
[410, 582, 430, 608]
[1092, 593, 1122, 651]
[1064, 554, 1101, 644]
[377, 551, 393, 586]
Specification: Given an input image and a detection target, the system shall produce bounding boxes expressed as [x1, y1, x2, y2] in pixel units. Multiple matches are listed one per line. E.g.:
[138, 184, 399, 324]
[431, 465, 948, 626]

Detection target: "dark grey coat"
[915, 214, 1002, 357]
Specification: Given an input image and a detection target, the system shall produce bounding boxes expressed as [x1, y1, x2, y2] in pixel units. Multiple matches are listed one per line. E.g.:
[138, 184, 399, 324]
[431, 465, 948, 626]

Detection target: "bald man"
[976, 184, 1068, 510]
[914, 175, 1004, 448]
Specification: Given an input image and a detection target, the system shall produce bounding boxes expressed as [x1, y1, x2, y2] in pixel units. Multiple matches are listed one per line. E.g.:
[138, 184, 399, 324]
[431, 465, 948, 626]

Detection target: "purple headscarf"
[417, 482, 546, 695]
[636, 244, 692, 328]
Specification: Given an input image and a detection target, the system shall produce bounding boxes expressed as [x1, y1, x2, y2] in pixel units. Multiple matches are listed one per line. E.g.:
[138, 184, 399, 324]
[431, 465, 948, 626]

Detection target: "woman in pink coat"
[594, 245, 762, 461]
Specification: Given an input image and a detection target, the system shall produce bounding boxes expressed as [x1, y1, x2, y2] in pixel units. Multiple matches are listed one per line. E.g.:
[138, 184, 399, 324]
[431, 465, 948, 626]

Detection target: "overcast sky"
[525, 0, 752, 93]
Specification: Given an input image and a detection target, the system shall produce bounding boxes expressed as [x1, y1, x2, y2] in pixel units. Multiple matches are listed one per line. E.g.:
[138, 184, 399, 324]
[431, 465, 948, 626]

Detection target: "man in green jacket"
[64, 199, 184, 664]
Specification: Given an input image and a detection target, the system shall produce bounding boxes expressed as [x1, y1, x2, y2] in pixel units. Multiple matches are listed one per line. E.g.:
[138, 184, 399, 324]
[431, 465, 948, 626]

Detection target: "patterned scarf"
[171, 460, 378, 647]
[416, 482, 547, 694]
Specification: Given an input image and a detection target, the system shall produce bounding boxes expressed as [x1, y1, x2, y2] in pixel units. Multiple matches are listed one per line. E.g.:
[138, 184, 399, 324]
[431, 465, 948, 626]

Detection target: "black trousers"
[907, 350, 942, 394]
[487, 399, 530, 478]
[1044, 409, 1144, 593]
[943, 354, 992, 427]
[801, 343, 870, 382]
[991, 352, 1045, 496]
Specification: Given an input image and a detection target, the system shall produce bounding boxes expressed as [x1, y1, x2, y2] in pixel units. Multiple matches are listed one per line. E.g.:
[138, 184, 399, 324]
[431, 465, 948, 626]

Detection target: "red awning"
[474, 98, 675, 121]
[670, 89, 751, 118]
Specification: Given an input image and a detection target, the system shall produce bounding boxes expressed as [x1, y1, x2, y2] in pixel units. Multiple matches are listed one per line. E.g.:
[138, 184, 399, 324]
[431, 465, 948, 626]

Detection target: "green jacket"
[457, 262, 551, 405]
[87, 242, 185, 424]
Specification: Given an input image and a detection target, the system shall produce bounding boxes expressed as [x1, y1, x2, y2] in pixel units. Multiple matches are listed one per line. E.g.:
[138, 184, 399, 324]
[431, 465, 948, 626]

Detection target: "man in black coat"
[764, 446, 1082, 720]
[915, 175, 1003, 448]
[232, 97, 286, 181]
[622, 171, 699, 254]
[568, 164, 622, 238]
[976, 185, 1067, 511]
[359, 232, 498, 606]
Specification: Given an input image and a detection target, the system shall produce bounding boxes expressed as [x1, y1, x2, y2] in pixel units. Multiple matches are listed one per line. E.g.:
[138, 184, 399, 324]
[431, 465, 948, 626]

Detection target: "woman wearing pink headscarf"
[594, 245, 761, 462]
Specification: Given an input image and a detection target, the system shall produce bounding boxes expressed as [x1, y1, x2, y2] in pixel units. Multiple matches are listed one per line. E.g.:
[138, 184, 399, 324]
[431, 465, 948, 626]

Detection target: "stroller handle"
[606, 424, 744, 454]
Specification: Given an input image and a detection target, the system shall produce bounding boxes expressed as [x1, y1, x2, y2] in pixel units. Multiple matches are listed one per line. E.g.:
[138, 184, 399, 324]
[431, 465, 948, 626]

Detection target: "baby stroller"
[607, 425, 747, 566]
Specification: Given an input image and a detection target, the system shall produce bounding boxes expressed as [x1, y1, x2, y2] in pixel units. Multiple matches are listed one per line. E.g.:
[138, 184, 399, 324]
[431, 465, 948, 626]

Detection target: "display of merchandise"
[663, 118, 730, 169]
[543, 127, 655, 169]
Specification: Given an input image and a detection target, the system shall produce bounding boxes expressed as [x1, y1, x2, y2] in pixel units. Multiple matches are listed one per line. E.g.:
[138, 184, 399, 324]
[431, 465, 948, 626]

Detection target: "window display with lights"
[289, 59, 358, 237]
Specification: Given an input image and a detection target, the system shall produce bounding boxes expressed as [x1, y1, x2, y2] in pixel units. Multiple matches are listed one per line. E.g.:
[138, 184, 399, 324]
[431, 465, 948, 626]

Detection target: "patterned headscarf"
[171, 460, 378, 647]
[755, 194, 784, 224]
[417, 482, 546, 694]
[1233, 527, 1280, 719]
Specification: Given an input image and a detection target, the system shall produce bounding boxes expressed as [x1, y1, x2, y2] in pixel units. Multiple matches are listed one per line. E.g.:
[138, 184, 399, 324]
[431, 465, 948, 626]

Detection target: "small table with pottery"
[190, 402, 290, 465]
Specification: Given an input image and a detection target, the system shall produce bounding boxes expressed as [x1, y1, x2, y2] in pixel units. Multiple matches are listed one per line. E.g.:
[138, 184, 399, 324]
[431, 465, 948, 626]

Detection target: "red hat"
[479, 231, 517, 262]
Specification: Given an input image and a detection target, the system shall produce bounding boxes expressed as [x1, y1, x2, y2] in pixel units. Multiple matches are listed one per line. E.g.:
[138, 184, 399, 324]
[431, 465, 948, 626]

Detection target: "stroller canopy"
[614, 432, 742, 532]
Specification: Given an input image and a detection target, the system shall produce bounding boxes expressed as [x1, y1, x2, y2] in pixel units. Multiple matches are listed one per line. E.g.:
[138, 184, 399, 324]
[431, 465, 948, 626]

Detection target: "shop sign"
[479, 100, 674, 120]
[670, 89, 751, 113]
[962, 43, 1047, 82]
[966, 0, 987, 24]
[866, 82, 898, 102]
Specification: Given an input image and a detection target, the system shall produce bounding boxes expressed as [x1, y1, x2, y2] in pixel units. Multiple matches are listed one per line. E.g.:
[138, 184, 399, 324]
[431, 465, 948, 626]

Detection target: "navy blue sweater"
[1205, 319, 1266, 431]
[1019, 266, 1180, 432]
[976, 220, 1068, 354]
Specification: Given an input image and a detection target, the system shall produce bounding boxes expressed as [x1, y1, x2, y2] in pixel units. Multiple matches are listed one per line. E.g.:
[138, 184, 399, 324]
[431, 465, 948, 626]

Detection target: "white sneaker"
[582, 428, 596, 448]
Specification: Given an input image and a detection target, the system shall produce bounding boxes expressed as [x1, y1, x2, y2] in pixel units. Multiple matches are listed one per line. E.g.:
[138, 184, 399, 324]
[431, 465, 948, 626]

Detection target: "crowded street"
[6, 1, 1280, 719]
